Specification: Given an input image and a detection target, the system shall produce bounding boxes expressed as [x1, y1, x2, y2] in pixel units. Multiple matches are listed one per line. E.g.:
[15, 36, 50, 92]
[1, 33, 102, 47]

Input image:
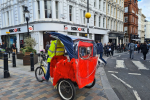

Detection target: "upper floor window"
[124, 7, 128, 13]
[22, 6, 26, 22]
[111, 6, 113, 15]
[44, 0, 52, 18]
[103, 18, 105, 28]
[83, 10, 86, 24]
[99, 0, 101, 9]
[107, 19, 109, 29]
[56, 1, 59, 19]
[94, 15, 96, 26]
[103, 2, 105, 12]
[7, 11, 9, 26]
[94, 0, 96, 7]
[114, 8, 115, 16]
[108, 4, 109, 14]
[124, 16, 128, 22]
[99, 16, 101, 27]
[124, 27, 127, 33]
[69, 5, 73, 21]
[37, 1, 40, 19]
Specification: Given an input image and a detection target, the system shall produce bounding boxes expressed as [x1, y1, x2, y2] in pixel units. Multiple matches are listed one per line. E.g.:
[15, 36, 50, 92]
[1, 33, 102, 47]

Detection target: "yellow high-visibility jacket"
[47, 40, 65, 62]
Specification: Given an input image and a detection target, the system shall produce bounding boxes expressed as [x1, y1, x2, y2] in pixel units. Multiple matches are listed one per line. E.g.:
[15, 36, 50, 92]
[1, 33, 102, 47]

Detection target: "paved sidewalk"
[0, 55, 108, 100]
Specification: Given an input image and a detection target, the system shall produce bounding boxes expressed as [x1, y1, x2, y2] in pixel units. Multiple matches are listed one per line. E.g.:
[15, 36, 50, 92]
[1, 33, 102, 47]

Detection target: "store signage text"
[71, 27, 85, 31]
[29, 26, 34, 31]
[9, 28, 21, 33]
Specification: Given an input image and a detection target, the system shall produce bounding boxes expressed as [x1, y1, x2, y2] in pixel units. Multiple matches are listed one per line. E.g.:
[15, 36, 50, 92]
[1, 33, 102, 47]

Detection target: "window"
[80, 9, 82, 24]
[94, 0, 96, 7]
[99, 16, 101, 27]
[56, 1, 59, 19]
[44, 0, 52, 18]
[103, 18, 105, 28]
[108, 4, 109, 14]
[103, 2, 105, 12]
[124, 7, 128, 13]
[111, 6, 113, 15]
[94, 15, 96, 26]
[124, 16, 128, 22]
[111, 20, 112, 29]
[99, 0, 101, 9]
[37, 1, 40, 19]
[114, 21, 115, 30]
[83, 10, 86, 24]
[132, 17, 134, 22]
[68, 32, 77, 36]
[22, 6, 25, 22]
[114, 8, 115, 16]
[107, 19, 109, 29]
[7, 11, 9, 26]
[69, 5, 73, 21]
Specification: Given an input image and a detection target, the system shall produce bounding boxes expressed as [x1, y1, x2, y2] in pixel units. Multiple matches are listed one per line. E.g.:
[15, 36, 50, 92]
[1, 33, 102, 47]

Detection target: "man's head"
[2, 42, 4, 44]
[98, 41, 100, 43]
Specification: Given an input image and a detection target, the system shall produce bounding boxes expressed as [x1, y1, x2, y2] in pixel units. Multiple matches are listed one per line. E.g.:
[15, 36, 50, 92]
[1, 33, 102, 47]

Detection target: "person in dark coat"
[97, 41, 107, 65]
[0, 43, 1, 48]
[1, 42, 6, 50]
[107, 43, 111, 57]
[110, 43, 114, 56]
[121, 43, 124, 52]
[141, 42, 149, 60]
[45, 42, 50, 53]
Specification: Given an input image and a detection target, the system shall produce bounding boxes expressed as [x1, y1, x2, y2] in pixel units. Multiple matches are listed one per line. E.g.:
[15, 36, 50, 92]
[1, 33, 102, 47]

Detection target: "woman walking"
[141, 42, 149, 60]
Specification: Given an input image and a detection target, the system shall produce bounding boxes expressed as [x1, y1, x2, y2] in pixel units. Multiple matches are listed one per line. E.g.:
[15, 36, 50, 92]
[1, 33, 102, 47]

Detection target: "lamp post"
[85, 0, 91, 38]
[24, 6, 30, 37]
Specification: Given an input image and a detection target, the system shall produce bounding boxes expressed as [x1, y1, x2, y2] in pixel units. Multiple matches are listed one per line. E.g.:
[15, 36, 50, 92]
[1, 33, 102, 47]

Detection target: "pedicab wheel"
[85, 78, 96, 88]
[35, 67, 45, 82]
[57, 79, 76, 100]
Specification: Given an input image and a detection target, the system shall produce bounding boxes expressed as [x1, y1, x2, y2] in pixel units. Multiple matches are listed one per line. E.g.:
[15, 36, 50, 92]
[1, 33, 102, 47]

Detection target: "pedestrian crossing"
[115, 60, 149, 70]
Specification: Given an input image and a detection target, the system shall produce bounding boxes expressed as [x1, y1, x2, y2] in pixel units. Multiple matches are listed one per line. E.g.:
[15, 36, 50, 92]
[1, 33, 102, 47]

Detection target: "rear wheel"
[35, 67, 45, 82]
[57, 79, 76, 100]
[85, 78, 96, 88]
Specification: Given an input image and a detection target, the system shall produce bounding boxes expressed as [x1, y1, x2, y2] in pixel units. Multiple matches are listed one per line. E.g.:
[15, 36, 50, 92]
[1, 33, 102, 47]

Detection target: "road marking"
[132, 61, 148, 70]
[128, 73, 141, 75]
[108, 71, 118, 73]
[111, 74, 133, 88]
[116, 60, 125, 68]
[122, 58, 127, 59]
[133, 90, 141, 100]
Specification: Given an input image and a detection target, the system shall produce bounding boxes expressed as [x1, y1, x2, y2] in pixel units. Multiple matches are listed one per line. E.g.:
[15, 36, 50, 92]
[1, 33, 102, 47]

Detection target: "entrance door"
[95, 34, 101, 42]
[43, 33, 55, 49]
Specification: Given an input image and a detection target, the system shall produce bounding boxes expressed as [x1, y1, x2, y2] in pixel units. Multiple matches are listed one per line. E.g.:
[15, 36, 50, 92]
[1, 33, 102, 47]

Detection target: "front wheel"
[85, 78, 96, 88]
[35, 67, 45, 82]
[57, 79, 76, 100]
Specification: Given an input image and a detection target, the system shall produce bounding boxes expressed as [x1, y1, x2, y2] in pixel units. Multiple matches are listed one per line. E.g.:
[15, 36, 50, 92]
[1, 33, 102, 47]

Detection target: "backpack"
[137, 44, 140, 48]
[130, 43, 135, 51]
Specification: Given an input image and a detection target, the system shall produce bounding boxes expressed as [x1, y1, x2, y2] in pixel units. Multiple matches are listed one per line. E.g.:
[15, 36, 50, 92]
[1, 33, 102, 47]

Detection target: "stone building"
[124, 0, 138, 43]
[106, 0, 124, 46]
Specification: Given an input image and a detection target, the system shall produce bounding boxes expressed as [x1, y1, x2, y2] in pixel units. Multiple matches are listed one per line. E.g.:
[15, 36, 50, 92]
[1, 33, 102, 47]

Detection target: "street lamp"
[24, 6, 30, 36]
[85, 0, 91, 38]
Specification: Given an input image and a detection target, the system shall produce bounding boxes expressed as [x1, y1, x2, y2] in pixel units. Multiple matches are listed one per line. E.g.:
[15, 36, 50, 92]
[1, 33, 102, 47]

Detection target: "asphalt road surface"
[104, 51, 150, 100]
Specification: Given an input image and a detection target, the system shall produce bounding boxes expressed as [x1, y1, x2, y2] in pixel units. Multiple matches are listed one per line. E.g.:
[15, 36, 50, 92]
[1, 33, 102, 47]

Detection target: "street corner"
[0, 70, 108, 100]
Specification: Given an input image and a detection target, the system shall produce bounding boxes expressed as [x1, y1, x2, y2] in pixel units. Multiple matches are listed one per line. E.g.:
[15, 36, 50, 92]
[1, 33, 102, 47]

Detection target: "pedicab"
[43, 32, 98, 100]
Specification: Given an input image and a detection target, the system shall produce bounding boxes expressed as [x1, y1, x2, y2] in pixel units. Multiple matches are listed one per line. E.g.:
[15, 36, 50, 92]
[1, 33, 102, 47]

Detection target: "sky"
[138, 0, 150, 21]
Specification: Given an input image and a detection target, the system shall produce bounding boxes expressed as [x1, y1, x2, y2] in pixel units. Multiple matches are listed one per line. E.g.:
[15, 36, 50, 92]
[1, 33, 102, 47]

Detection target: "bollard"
[12, 52, 16, 67]
[30, 53, 34, 71]
[4, 53, 10, 78]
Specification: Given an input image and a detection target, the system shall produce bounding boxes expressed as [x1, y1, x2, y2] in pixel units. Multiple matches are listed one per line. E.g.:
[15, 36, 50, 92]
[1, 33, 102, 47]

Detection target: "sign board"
[9, 28, 21, 33]
[6, 32, 10, 34]
[29, 26, 34, 31]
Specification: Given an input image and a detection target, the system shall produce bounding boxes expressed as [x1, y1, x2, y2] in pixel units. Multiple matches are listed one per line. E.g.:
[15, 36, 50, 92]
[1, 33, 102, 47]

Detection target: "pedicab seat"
[50, 55, 67, 78]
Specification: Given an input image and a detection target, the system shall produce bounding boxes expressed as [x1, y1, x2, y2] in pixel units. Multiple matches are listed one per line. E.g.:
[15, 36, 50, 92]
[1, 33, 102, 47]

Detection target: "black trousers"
[111, 51, 114, 56]
[143, 52, 147, 60]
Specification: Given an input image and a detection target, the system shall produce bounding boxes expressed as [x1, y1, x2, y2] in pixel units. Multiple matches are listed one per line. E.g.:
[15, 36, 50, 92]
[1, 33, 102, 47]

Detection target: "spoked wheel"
[35, 67, 45, 82]
[85, 78, 96, 88]
[57, 79, 76, 100]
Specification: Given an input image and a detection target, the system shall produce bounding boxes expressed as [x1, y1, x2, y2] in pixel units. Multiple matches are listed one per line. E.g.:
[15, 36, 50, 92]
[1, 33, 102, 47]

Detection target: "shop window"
[99, 0, 101, 9]
[68, 32, 77, 36]
[103, 2, 105, 12]
[69, 5, 73, 21]
[79, 33, 87, 37]
[124, 16, 128, 23]
[94, 15, 96, 26]
[44, 0, 52, 18]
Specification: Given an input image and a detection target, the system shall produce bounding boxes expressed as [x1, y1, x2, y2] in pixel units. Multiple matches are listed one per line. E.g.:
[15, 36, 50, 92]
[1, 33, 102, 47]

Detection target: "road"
[104, 51, 150, 100]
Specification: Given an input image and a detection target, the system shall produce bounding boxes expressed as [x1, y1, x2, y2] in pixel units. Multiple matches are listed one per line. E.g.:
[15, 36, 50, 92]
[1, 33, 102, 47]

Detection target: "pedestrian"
[11, 43, 17, 54]
[1, 42, 7, 51]
[137, 43, 140, 53]
[45, 42, 50, 53]
[97, 41, 107, 65]
[0, 43, 1, 48]
[104, 43, 107, 56]
[141, 42, 149, 60]
[129, 41, 135, 59]
[121, 43, 124, 52]
[107, 43, 111, 57]
[110, 43, 114, 56]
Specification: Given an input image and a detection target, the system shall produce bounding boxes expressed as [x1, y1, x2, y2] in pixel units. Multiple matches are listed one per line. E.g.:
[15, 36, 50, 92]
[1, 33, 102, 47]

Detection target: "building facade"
[144, 21, 150, 43]
[138, 9, 146, 43]
[124, 0, 138, 43]
[106, 0, 124, 46]
[0, 0, 111, 53]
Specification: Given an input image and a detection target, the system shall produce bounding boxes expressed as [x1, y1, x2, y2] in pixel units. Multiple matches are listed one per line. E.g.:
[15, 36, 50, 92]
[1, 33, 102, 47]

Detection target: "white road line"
[108, 71, 118, 73]
[116, 60, 125, 68]
[132, 61, 148, 70]
[133, 90, 141, 100]
[128, 73, 141, 75]
[111, 74, 133, 88]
